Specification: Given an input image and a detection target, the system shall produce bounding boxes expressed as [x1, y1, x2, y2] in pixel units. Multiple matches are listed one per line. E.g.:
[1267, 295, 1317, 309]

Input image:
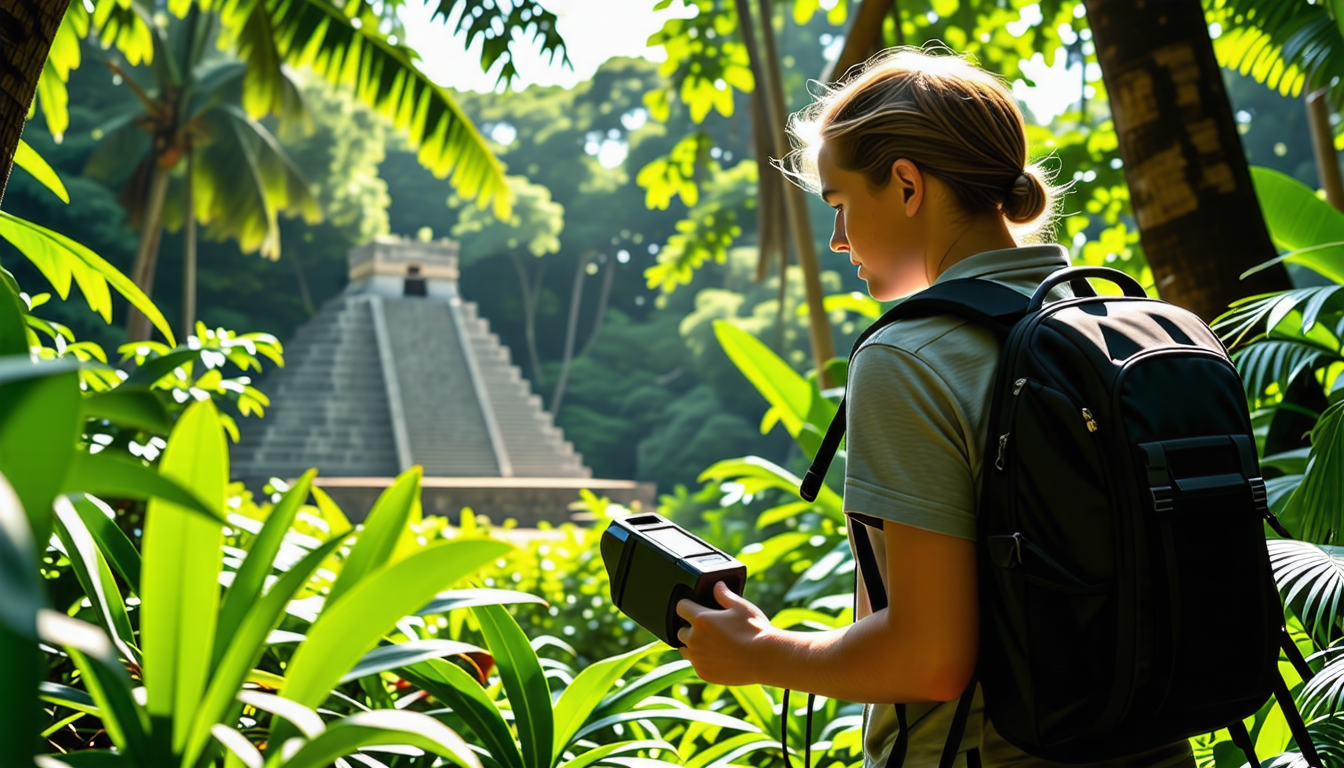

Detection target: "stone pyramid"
[231, 238, 651, 523]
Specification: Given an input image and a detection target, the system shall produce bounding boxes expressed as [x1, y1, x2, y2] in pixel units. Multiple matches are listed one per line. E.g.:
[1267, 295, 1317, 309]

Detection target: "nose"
[829, 211, 848, 254]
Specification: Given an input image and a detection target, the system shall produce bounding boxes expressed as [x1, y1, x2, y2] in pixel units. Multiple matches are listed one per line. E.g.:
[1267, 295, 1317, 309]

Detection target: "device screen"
[646, 526, 711, 557]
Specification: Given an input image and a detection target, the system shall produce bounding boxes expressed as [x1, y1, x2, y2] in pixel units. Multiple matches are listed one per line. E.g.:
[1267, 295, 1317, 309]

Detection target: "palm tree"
[0, 0, 72, 206]
[86, 7, 321, 341]
[74, 0, 568, 340]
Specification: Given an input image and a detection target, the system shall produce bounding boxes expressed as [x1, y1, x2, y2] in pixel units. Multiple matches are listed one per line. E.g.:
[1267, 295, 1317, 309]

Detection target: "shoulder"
[853, 314, 1000, 391]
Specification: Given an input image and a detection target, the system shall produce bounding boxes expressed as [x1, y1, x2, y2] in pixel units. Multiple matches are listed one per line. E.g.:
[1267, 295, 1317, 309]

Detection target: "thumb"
[714, 580, 742, 608]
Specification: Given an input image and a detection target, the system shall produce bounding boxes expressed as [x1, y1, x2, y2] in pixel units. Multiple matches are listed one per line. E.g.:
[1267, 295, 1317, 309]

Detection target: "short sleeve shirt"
[844, 245, 1195, 768]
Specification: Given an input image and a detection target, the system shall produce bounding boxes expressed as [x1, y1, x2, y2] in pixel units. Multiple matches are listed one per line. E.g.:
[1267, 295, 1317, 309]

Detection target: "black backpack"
[795, 266, 1321, 768]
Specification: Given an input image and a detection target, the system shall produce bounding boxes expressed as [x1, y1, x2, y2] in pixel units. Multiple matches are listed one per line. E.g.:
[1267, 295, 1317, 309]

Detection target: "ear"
[890, 158, 925, 216]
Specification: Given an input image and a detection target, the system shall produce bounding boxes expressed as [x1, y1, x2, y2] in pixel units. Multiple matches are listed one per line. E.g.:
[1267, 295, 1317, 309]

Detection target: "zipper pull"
[1011, 532, 1024, 567]
[1013, 378, 1027, 396]
[1082, 408, 1098, 433]
[995, 433, 1009, 471]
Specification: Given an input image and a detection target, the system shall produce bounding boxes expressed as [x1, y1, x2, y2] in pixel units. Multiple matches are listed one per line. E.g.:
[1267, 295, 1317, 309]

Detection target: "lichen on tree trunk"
[1084, 0, 1290, 322]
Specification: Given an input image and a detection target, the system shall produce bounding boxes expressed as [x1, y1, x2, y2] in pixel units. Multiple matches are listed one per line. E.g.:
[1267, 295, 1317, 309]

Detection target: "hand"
[676, 581, 776, 686]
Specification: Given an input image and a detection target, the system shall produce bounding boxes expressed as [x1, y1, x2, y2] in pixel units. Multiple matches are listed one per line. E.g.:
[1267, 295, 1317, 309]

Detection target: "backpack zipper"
[996, 379, 1029, 471]
[1082, 407, 1099, 432]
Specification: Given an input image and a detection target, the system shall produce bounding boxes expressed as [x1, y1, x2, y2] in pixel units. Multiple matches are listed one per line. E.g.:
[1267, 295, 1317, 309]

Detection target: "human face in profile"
[817, 143, 931, 301]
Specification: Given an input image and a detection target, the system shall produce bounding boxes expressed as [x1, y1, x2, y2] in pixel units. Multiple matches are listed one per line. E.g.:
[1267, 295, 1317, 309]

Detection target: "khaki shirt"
[842, 245, 1194, 768]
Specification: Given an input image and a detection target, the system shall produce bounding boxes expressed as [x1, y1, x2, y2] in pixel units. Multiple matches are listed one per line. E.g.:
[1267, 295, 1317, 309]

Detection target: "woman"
[674, 48, 1195, 768]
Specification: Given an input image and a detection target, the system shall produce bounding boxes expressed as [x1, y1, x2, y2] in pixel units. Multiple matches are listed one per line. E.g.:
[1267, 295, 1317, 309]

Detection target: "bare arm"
[677, 519, 978, 704]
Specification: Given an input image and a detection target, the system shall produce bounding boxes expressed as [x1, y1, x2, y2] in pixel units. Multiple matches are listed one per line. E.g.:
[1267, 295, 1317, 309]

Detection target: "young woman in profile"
[673, 48, 1195, 768]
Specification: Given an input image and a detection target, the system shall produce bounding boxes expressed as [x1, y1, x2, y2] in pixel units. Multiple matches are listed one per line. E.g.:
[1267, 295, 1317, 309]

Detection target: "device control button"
[692, 554, 728, 567]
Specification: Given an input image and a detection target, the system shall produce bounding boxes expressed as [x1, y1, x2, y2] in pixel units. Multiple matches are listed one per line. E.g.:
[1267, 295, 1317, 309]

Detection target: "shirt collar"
[934, 244, 1070, 284]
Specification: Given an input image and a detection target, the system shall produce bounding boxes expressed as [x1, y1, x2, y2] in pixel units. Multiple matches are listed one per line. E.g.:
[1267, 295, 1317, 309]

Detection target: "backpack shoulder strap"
[799, 279, 1030, 502]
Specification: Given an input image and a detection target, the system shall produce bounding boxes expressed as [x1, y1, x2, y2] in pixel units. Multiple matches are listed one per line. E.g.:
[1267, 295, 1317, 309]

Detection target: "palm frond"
[1208, 0, 1343, 112]
[1302, 647, 1344, 721]
[1215, 286, 1344, 348]
[210, 0, 511, 217]
[1234, 339, 1336, 407]
[1269, 539, 1344, 647]
[88, 0, 156, 66]
[180, 105, 322, 259]
[1286, 402, 1344, 545]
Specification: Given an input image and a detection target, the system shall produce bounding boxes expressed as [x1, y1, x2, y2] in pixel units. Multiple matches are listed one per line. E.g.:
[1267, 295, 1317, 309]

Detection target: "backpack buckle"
[1151, 485, 1175, 514]
[1249, 477, 1269, 511]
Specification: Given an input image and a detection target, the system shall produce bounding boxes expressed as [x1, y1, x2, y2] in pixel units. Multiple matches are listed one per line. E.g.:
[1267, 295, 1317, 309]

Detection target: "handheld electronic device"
[601, 513, 747, 647]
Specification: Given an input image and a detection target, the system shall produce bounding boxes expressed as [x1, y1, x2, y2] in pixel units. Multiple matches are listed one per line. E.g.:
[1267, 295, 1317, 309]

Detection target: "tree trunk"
[820, 0, 893, 82]
[125, 161, 171, 342]
[739, 0, 838, 386]
[510, 251, 545, 388]
[1083, 0, 1290, 322]
[182, 149, 197, 338]
[1306, 88, 1344, 214]
[0, 0, 71, 206]
[550, 252, 592, 416]
[293, 256, 314, 316]
[579, 255, 616, 359]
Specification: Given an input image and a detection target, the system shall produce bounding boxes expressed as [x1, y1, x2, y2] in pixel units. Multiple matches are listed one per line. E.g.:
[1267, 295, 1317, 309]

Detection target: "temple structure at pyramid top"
[231, 237, 653, 524]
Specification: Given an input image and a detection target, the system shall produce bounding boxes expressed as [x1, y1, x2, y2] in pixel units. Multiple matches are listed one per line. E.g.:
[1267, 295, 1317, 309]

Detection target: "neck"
[925, 214, 1019, 283]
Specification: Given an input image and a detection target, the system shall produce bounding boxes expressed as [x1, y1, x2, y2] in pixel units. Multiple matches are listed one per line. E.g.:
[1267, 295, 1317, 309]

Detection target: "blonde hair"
[781, 47, 1062, 243]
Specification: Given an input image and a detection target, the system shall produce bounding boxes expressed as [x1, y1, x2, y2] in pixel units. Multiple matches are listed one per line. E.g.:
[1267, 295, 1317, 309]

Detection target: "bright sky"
[400, 0, 688, 93]
[400, 1, 1084, 120]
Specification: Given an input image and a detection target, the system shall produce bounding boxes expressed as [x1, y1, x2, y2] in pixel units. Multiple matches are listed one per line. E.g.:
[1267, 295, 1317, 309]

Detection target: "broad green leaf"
[184, 537, 343, 767]
[238, 690, 326, 737]
[699, 456, 843, 519]
[416, 588, 549, 615]
[572, 707, 760, 743]
[0, 273, 32, 355]
[69, 495, 142, 592]
[0, 471, 43, 765]
[36, 610, 150, 762]
[212, 0, 511, 219]
[14, 139, 69, 203]
[39, 681, 100, 715]
[713, 320, 837, 455]
[401, 657, 522, 768]
[1285, 400, 1344, 543]
[309, 484, 351, 534]
[279, 710, 481, 768]
[1249, 166, 1344, 284]
[121, 349, 202, 389]
[326, 466, 422, 605]
[472, 603, 553, 768]
[52, 497, 141, 668]
[61, 451, 221, 521]
[278, 539, 512, 714]
[214, 469, 316, 668]
[558, 740, 680, 768]
[685, 732, 776, 768]
[592, 661, 697, 722]
[0, 363, 80, 543]
[141, 400, 227, 754]
[553, 642, 662, 756]
[339, 639, 487, 684]
[0, 211, 174, 345]
[209, 724, 263, 768]
[80, 390, 172, 434]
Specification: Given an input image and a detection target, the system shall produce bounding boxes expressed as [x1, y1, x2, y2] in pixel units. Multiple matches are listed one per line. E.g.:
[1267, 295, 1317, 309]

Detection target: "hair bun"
[1003, 169, 1048, 224]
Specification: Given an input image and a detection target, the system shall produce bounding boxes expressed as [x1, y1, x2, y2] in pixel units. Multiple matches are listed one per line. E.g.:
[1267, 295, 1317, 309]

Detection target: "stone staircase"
[232, 296, 400, 479]
[232, 291, 589, 481]
[457, 301, 589, 478]
[381, 297, 499, 476]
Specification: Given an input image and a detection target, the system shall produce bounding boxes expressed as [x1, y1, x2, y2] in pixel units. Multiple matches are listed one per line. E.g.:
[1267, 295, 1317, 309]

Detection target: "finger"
[714, 581, 740, 608]
[677, 625, 692, 646]
[676, 599, 700, 621]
